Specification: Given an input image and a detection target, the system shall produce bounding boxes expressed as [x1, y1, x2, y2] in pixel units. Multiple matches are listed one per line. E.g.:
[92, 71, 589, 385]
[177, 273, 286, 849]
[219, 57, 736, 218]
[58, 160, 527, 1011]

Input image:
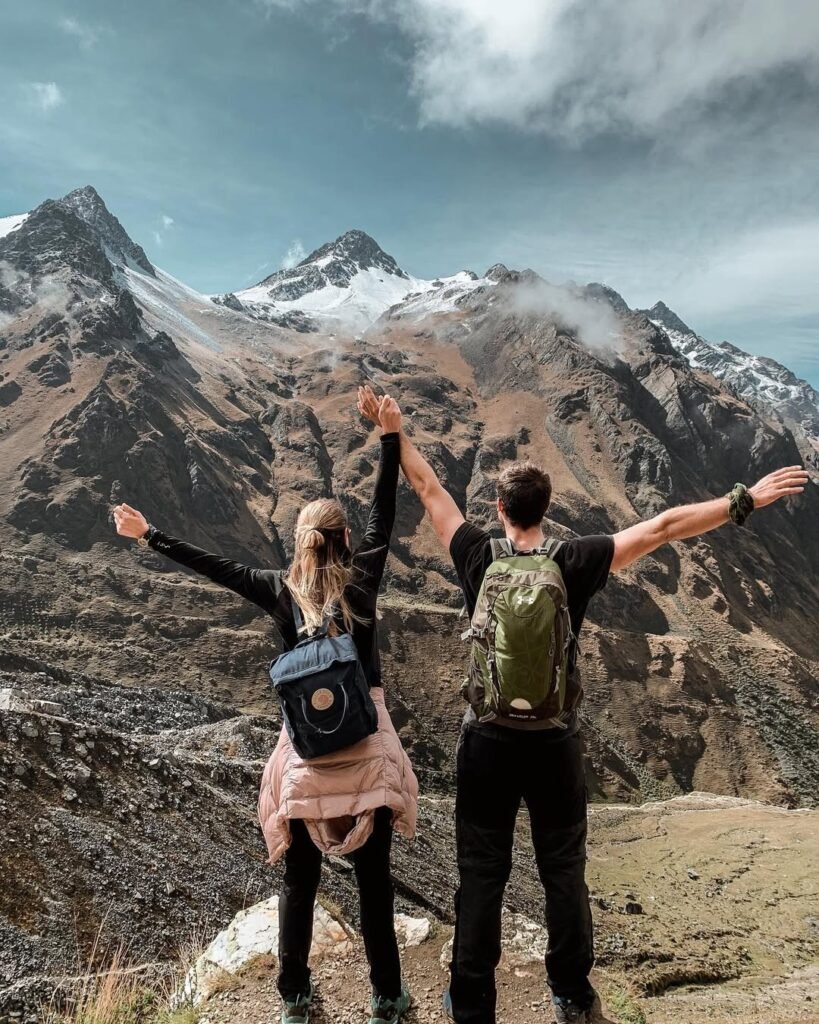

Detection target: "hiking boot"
[442, 988, 454, 1020]
[553, 994, 597, 1023]
[281, 981, 314, 1024]
[369, 982, 411, 1022]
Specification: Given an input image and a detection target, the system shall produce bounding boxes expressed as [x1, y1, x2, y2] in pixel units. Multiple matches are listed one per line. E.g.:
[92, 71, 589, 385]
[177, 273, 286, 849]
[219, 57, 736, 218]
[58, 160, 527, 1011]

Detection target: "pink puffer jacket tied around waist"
[258, 687, 419, 861]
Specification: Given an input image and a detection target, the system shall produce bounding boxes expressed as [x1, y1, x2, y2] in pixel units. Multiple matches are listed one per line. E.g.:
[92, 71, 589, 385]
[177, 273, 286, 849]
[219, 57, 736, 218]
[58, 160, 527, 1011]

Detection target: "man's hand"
[112, 503, 149, 540]
[379, 395, 402, 434]
[749, 466, 809, 509]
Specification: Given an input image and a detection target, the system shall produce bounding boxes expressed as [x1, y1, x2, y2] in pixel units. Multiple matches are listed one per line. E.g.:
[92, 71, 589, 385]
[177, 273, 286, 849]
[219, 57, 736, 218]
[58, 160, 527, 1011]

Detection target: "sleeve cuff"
[380, 431, 399, 442]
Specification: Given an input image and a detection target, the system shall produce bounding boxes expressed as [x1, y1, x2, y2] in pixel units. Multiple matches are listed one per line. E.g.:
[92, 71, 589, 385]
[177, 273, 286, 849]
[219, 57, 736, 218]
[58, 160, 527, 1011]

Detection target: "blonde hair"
[285, 498, 360, 634]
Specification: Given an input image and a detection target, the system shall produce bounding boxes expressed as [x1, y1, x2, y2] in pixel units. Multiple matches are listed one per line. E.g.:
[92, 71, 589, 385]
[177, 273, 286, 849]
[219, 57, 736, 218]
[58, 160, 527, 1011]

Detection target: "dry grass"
[40, 925, 208, 1024]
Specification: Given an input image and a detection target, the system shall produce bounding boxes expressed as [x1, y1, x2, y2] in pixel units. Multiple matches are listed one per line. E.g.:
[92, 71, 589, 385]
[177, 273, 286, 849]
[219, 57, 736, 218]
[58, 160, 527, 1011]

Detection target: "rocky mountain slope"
[644, 300, 819, 463]
[1, 186, 818, 1018]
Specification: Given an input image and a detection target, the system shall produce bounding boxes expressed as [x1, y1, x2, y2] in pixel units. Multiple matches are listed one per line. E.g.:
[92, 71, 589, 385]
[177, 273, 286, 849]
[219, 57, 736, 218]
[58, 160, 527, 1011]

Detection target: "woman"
[113, 393, 417, 1024]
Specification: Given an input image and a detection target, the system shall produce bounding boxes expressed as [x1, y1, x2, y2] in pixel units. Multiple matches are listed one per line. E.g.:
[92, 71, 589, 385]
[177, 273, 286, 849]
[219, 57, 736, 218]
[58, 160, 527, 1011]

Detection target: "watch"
[137, 525, 156, 548]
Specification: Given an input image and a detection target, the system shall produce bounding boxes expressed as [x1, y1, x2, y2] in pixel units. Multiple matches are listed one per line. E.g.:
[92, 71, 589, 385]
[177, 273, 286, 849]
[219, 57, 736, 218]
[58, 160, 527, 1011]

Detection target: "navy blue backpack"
[268, 595, 378, 760]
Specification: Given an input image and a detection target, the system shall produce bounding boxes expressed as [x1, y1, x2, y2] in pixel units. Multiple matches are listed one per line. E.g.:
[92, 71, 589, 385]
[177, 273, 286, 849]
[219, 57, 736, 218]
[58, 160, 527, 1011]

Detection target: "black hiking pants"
[449, 725, 595, 1024]
[277, 806, 402, 1002]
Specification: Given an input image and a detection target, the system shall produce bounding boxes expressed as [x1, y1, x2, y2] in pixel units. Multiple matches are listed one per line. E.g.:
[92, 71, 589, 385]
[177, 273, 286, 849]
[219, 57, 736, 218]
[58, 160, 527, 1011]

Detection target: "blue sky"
[2, 0, 819, 385]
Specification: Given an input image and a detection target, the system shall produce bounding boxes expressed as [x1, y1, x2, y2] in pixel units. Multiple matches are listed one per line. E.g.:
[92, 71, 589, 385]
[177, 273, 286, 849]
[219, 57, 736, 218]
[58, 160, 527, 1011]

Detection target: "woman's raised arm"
[356, 394, 401, 555]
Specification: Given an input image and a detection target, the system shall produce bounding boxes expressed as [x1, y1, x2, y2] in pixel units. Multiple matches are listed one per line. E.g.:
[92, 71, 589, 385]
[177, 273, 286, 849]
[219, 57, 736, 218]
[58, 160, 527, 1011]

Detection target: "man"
[358, 385, 808, 1024]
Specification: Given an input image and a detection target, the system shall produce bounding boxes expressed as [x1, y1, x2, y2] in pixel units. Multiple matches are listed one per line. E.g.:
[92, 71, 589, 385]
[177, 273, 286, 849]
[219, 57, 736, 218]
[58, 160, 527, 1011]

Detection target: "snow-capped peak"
[58, 185, 155, 276]
[231, 229, 444, 333]
[0, 213, 28, 240]
[646, 300, 819, 451]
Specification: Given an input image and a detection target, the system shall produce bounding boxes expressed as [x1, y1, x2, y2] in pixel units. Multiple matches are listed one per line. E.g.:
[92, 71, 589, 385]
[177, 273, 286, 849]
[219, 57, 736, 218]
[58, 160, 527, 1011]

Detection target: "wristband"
[726, 484, 754, 526]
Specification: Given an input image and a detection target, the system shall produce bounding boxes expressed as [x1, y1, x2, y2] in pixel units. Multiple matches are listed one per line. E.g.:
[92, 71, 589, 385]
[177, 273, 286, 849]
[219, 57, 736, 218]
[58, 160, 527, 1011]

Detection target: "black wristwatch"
[726, 483, 754, 526]
[137, 525, 156, 548]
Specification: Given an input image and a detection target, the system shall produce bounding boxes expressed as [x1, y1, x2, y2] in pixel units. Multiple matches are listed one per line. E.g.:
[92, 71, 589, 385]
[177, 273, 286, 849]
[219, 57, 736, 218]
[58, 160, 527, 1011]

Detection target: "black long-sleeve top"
[147, 432, 400, 687]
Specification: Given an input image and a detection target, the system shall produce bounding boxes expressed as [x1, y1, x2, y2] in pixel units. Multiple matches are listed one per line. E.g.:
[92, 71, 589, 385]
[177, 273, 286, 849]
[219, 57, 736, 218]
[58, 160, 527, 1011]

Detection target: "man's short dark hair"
[496, 461, 552, 528]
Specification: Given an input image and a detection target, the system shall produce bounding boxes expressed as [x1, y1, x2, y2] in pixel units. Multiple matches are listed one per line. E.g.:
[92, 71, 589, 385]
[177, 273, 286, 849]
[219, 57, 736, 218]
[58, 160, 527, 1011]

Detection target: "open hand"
[379, 394, 402, 434]
[749, 466, 810, 509]
[357, 384, 383, 426]
[112, 503, 149, 539]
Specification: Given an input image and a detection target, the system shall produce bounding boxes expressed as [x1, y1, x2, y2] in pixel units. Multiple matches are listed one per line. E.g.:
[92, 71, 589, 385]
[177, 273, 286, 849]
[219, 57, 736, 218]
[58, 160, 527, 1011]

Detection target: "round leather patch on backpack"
[311, 688, 335, 712]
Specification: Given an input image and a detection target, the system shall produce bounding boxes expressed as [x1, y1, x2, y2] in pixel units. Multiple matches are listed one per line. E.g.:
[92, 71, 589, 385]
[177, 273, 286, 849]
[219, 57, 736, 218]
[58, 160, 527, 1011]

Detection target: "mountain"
[216, 228, 481, 332]
[1, 187, 818, 1016]
[644, 300, 819, 462]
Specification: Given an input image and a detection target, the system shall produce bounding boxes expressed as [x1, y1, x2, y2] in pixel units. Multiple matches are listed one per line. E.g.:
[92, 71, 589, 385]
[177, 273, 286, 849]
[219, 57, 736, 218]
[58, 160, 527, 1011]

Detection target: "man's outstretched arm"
[612, 466, 809, 572]
[397, 429, 466, 550]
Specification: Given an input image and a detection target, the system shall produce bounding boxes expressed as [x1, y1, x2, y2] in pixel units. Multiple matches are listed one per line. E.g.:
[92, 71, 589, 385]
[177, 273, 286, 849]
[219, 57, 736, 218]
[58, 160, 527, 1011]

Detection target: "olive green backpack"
[462, 538, 580, 728]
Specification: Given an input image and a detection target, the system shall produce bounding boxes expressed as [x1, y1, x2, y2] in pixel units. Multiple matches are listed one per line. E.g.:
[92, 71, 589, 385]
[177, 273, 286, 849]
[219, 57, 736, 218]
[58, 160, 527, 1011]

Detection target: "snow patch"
[0, 214, 28, 240]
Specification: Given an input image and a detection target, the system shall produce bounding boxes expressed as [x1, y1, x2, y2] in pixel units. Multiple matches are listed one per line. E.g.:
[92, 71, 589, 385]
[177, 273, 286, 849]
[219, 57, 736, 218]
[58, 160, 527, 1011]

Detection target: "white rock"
[499, 909, 548, 968]
[439, 910, 547, 970]
[0, 688, 32, 713]
[394, 914, 431, 947]
[183, 896, 354, 1005]
[33, 699, 64, 716]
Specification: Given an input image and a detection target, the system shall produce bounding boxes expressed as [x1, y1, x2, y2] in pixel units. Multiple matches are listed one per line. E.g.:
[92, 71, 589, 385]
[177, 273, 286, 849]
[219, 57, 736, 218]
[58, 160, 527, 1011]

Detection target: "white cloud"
[58, 16, 100, 49]
[26, 82, 64, 113]
[671, 219, 819, 323]
[153, 214, 175, 247]
[281, 239, 307, 268]
[261, 0, 819, 143]
[509, 278, 624, 353]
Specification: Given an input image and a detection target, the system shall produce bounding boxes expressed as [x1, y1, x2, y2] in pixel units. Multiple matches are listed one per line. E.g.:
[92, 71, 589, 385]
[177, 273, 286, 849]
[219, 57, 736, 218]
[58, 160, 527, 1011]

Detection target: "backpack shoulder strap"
[541, 538, 564, 560]
[490, 537, 516, 561]
[275, 571, 306, 633]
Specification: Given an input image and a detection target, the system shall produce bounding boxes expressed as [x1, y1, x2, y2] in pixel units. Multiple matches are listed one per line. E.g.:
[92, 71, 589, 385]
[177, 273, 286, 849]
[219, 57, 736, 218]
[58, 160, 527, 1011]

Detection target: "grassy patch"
[605, 987, 647, 1024]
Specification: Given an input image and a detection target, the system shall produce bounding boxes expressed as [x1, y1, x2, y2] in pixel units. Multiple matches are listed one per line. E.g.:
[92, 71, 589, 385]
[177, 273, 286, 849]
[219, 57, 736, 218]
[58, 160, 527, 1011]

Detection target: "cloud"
[25, 82, 64, 113]
[260, 0, 819, 144]
[281, 239, 307, 268]
[58, 16, 100, 49]
[152, 214, 175, 247]
[508, 277, 624, 353]
[670, 219, 819, 323]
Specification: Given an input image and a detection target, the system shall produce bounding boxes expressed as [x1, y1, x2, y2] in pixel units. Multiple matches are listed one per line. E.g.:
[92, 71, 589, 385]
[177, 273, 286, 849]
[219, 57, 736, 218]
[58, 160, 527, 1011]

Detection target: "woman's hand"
[379, 394, 402, 434]
[357, 384, 383, 427]
[112, 503, 150, 540]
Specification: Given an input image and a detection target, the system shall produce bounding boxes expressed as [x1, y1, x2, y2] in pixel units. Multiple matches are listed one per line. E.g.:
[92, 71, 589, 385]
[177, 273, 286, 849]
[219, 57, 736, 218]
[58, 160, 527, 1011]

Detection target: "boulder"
[182, 896, 353, 1004]
[394, 914, 431, 947]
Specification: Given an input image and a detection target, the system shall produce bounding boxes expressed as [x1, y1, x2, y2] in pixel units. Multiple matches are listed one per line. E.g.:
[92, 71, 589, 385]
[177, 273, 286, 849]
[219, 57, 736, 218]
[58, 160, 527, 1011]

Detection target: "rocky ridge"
[644, 300, 819, 463]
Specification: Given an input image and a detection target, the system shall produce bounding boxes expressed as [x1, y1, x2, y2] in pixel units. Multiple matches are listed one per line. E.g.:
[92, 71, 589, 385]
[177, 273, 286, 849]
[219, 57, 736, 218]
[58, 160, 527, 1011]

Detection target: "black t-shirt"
[147, 432, 400, 687]
[449, 522, 614, 740]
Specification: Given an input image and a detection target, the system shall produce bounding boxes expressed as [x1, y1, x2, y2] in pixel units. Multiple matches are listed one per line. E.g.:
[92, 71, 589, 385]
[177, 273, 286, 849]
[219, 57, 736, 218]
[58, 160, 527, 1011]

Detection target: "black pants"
[449, 726, 594, 1024]
[277, 806, 402, 1001]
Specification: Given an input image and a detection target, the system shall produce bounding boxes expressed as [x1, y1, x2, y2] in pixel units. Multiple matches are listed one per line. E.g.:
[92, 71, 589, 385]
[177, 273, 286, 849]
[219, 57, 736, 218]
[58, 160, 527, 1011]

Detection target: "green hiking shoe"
[281, 981, 314, 1024]
[369, 982, 411, 1023]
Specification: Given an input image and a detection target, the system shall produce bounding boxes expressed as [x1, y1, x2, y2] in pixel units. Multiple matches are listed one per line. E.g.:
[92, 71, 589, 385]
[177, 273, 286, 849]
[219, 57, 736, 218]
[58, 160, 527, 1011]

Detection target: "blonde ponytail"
[285, 498, 361, 634]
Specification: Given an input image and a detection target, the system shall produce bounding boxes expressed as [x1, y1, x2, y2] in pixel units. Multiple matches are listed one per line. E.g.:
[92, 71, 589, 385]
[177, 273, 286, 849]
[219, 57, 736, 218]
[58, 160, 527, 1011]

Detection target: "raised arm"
[611, 466, 809, 572]
[112, 503, 280, 613]
[397, 429, 465, 550]
[358, 395, 401, 553]
[358, 385, 465, 551]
